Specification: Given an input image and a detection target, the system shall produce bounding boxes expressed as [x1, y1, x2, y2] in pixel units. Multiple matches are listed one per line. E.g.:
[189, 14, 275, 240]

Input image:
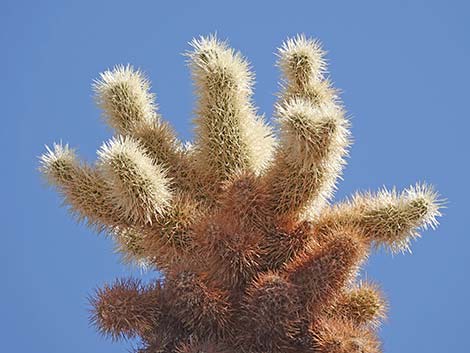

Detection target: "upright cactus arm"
[285, 230, 367, 315]
[97, 135, 172, 226]
[94, 65, 198, 197]
[263, 36, 350, 223]
[188, 36, 274, 195]
[43, 66, 210, 267]
[94, 65, 156, 134]
[40, 143, 123, 230]
[327, 282, 387, 328]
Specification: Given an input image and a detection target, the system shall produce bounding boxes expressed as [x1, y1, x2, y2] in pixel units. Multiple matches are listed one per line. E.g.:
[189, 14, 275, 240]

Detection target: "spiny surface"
[40, 34, 443, 353]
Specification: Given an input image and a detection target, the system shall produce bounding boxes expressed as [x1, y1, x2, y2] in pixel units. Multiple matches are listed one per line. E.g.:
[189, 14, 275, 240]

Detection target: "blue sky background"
[3, 1, 469, 352]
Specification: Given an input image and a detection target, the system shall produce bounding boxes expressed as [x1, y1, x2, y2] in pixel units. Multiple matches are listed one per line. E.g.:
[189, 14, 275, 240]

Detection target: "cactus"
[40, 35, 442, 353]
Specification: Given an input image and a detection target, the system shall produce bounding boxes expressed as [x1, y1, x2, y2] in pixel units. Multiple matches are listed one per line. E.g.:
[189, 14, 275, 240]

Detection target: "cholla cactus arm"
[240, 272, 300, 353]
[111, 200, 197, 269]
[316, 183, 442, 252]
[285, 230, 367, 315]
[327, 282, 387, 328]
[188, 36, 275, 194]
[164, 268, 231, 339]
[89, 278, 162, 340]
[263, 36, 350, 223]
[260, 220, 319, 271]
[97, 135, 172, 225]
[94, 65, 156, 134]
[312, 318, 381, 353]
[40, 34, 443, 353]
[40, 143, 123, 230]
[94, 65, 198, 198]
[44, 67, 205, 267]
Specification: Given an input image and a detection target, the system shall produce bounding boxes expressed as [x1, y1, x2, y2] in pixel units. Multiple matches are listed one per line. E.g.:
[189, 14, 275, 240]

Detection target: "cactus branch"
[40, 34, 443, 353]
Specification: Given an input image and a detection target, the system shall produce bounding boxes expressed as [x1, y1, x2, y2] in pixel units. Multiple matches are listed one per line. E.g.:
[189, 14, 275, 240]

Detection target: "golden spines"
[312, 318, 381, 353]
[329, 283, 387, 328]
[97, 135, 172, 225]
[277, 35, 338, 107]
[263, 36, 350, 221]
[40, 35, 443, 353]
[95, 65, 197, 197]
[317, 183, 442, 252]
[278, 35, 326, 91]
[130, 118, 181, 168]
[94, 65, 156, 134]
[40, 140, 199, 270]
[188, 35, 274, 190]
[39, 143, 120, 229]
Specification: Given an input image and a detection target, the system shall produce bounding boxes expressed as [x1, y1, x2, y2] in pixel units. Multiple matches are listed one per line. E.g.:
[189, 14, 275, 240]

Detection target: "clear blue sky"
[4, 0, 468, 352]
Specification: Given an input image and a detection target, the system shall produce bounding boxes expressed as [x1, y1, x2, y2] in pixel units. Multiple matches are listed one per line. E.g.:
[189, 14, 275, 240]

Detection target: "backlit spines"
[39, 143, 120, 229]
[277, 35, 337, 107]
[312, 319, 381, 353]
[40, 35, 443, 353]
[265, 98, 349, 220]
[243, 114, 276, 175]
[263, 37, 350, 221]
[132, 120, 197, 196]
[97, 135, 172, 225]
[40, 143, 77, 185]
[329, 283, 387, 328]
[94, 65, 157, 134]
[95, 65, 196, 196]
[278, 35, 326, 91]
[188, 35, 274, 190]
[318, 183, 442, 252]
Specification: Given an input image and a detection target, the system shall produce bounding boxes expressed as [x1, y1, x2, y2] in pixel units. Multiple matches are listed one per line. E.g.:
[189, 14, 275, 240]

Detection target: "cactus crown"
[40, 34, 442, 353]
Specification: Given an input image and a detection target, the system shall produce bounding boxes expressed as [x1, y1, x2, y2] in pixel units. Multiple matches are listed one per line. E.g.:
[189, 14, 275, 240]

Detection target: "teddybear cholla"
[40, 35, 441, 353]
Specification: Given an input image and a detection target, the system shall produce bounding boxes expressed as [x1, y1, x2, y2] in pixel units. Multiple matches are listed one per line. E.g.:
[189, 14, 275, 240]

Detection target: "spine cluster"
[40, 35, 442, 353]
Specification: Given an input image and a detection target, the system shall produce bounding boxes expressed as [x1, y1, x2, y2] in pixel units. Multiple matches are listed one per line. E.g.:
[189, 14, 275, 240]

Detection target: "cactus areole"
[40, 35, 442, 353]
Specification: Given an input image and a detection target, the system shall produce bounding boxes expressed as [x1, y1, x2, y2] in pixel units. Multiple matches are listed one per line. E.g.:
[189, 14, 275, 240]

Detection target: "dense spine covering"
[89, 279, 162, 340]
[97, 135, 172, 225]
[40, 35, 443, 353]
[264, 35, 350, 223]
[188, 36, 275, 194]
